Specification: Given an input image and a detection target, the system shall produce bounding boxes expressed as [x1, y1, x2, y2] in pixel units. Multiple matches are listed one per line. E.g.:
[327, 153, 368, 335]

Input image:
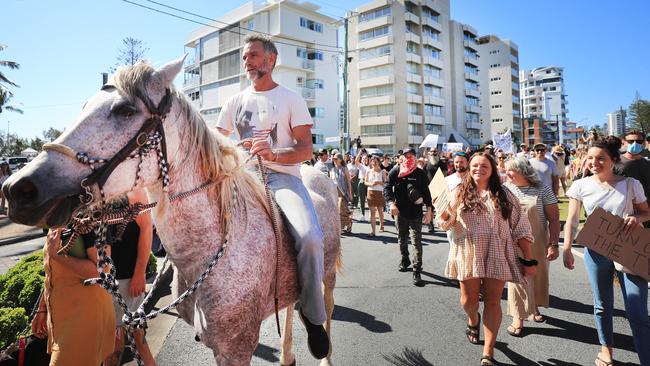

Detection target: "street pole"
[341, 16, 349, 152]
[556, 114, 560, 145]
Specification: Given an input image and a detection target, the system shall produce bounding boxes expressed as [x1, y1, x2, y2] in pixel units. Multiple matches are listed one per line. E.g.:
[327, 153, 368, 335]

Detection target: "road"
[155, 216, 646, 366]
[0, 236, 45, 274]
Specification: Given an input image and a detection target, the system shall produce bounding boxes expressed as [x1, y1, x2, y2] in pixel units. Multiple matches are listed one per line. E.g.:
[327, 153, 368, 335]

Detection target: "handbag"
[614, 178, 635, 274]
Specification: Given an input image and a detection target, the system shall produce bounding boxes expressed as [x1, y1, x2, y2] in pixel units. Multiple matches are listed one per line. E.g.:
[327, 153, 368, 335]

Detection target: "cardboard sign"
[419, 134, 439, 149]
[428, 168, 451, 219]
[575, 207, 650, 281]
[493, 129, 513, 153]
[442, 142, 463, 153]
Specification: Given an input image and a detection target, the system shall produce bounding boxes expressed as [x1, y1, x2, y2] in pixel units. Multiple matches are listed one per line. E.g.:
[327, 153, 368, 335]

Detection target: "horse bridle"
[43, 84, 173, 203]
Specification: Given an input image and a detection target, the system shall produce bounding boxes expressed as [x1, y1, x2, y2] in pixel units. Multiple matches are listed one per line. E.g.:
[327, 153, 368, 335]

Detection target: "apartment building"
[607, 107, 626, 136]
[348, 0, 455, 154]
[476, 35, 521, 143]
[182, 0, 340, 148]
[520, 66, 569, 144]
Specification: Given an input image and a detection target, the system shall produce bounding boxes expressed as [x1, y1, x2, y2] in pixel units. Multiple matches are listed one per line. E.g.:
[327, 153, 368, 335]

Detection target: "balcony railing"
[302, 60, 315, 70]
[302, 88, 316, 100]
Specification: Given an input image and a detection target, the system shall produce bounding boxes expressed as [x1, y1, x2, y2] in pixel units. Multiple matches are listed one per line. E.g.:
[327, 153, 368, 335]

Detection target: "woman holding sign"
[563, 136, 650, 366]
[437, 152, 535, 366]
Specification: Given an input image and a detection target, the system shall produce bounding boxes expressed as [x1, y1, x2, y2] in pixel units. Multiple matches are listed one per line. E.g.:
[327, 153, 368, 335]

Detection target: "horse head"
[2, 57, 186, 227]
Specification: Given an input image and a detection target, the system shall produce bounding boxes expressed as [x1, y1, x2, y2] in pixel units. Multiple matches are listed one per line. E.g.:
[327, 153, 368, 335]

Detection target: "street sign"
[325, 136, 339, 143]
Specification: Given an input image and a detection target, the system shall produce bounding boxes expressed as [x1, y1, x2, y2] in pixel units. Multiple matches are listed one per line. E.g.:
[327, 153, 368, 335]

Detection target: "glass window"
[361, 124, 394, 136]
[465, 80, 479, 90]
[466, 113, 479, 123]
[359, 26, 391, 42]
[423, 45, 441, 59]
[406, 41, 419, 54]
[424, 84, 442, 97]
[309, 107, 325, 118]
[424, 104, 442, 116]
[296, 47, 308, 59]
[465, 96, 479, 106]
[465, 64, 478, 75]
[408, 123, 421, 136]
[300, 17, 323, 32]
[306, 79, 324, 89]
[407, 82, 419, 94]
[422, 26, 440, 40]
[359, 45, 392, 60]
[425, 124, 442, 135]
[423, 64, 441, 78]
[422, 7, 439, 22]
[360, 104, 393, 117]
[408, 103, 419, 115]
[406, 62, 418, 74]
[359, 6, 391, 23]
[360, 65, 393, 79]
[360, 84, 393, 98]
[464, 48, 478, 59]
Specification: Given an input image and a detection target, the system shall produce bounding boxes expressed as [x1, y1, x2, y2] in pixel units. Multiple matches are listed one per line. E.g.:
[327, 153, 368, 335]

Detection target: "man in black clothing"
[616, 130, 650, 227]
[423, 147, 445, 182]
[381, 155, 394, 173]
[384, 148, 433, 286]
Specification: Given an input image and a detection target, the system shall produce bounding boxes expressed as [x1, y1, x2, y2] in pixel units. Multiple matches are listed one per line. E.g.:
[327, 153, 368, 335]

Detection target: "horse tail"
[335, 249, 344, 275]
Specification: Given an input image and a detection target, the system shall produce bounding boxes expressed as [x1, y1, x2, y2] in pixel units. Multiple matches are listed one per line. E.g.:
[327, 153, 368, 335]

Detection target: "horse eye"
[111, 103, 138, 118]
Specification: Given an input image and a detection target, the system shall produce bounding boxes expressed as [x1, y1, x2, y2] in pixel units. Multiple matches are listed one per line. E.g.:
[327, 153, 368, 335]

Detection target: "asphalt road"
[155, 215, 646, 366]
[0, 236, 46, 274]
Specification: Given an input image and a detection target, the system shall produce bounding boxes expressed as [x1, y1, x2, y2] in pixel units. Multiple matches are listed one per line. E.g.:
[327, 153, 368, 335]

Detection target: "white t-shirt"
[529, 158, 561, 191]
[566, 176, 646, 217]
[357, 164, 369, 180]
[216, 85, 313, 177]
[445, 173, 463, 192]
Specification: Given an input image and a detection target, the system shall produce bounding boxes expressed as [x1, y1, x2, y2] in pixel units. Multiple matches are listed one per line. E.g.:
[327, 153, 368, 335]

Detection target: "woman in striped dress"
[503, 157, 560, 337]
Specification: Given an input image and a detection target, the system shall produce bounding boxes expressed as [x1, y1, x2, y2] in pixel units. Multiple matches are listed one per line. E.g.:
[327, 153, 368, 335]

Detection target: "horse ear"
[155, 55, 187, 87]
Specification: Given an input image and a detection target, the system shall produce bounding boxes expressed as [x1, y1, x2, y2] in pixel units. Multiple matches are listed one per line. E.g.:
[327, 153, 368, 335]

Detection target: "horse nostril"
[9, 177, 40, 206]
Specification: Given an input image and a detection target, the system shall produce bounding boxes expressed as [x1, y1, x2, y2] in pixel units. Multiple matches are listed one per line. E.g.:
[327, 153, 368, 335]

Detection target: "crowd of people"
[307, 129, 650, 366]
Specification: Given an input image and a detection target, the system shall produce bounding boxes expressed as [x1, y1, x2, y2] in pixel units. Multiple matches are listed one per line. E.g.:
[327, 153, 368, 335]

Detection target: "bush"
[146, 252, 157, 278]
[0, 307, 28, 350]
[0, 251, 44, 310]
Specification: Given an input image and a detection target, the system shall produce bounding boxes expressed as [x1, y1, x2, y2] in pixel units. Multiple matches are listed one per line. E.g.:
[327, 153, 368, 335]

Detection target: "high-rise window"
[406, 41, 419, 54]
[359, 25, 391, 42]
[423, 64, 441, 78]
[407, 82, 419, 94]
[361, 104, 393, 117]
[406, 62, 418, 74]
[300, 17, 323, 32]
[423, 45, 441, 59]
[309, 107, 325, 118]
[422, 7, 439, 22]
[465, 97, 479, 106]
[306, 79, 324, 89]
[360, 65, 393, 79]
[408, 103, 420, 115]
[360, 84, 393, 98]
[422, 26, 440, 40]
[424, 104, 443, 116]
[359, 45, 392, 60]
[424, 84, 442, 97]
[361, 124, 394, 136]
[359, 6, 391, 23]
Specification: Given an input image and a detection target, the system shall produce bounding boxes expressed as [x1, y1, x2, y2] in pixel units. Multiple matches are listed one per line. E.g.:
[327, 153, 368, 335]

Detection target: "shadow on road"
[549, 294, 626, 317]
[382, 347, 434, 366]
[495, 341, 538, 365]
[332, 304, 392, 333]
[253, 343, 280, 363]
[419, 271, 459, 288]
[525, 315, 636, 352]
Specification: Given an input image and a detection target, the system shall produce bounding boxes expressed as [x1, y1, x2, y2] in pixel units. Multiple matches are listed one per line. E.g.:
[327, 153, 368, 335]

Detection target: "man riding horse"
[216, 34, 330, 360]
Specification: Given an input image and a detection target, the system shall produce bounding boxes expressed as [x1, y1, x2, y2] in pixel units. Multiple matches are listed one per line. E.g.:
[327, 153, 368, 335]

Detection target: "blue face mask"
[627, 142, 643, 155]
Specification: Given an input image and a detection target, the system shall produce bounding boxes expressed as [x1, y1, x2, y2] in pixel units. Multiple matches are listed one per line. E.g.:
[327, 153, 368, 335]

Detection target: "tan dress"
[44, 247, 115, 365]
[437, 190, 533, 283]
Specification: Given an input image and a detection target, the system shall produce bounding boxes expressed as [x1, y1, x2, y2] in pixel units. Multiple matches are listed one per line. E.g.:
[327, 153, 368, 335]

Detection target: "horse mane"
[112, 61, 271, 233]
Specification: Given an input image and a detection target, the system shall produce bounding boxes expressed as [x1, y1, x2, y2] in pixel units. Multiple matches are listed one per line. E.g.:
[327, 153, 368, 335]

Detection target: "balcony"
[357, 0, 391, 13]
[358, 15, 393, 33]
[422, 36, 443, 50]
[359, 75, 394, 88]
[463, 40, 478, 51]
[422, 17, 442, 32]
[408, 114, 423, 123]
[466, 121, 482, 130]
[406, 53, 421, 64]
[405, 32, 421, 43]
[359, 94, 395, 107]
[464, 104, 480, 114]
[406, 73, 422, 83]
[363, 135, 395, 145]
[463, 56, 479, 67]
[423, 95, 445, 106]
[424, 116, 445, 125]
[359, 55, 394, 70]
[423, 76, 444, 88]
[422, 0, 443, 14]
[405, 12, 419, 23]
[407, 93, 422, 104]
[360, 35, 393, 49]
[422, 56, 443, 69]
[359, 115, 395, 126]
[464, 72, 479, 82]
[302, 88, 316, 101]
[465, 88, 480, 98]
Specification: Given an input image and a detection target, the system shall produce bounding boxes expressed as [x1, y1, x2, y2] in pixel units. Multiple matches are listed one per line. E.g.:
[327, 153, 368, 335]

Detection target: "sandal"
[595, 353, 614, 366]
[480, 355, 497, 366]
[533, 312, 545, 323]
[379, 225, 385, 232]
[465, 313, 481, 345]
[506, 324, 523, 337]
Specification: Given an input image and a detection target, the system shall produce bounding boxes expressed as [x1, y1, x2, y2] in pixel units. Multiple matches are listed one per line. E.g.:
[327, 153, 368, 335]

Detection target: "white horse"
[2, 58, 341, 366]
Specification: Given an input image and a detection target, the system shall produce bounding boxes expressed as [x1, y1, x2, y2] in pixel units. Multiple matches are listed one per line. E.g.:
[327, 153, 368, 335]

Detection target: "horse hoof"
[319, 359, 332, 366]
[280, 360, 296, 366]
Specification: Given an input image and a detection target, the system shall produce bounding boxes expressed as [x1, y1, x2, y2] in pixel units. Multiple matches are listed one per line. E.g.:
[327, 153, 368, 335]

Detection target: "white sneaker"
[360, 214, 366, 222]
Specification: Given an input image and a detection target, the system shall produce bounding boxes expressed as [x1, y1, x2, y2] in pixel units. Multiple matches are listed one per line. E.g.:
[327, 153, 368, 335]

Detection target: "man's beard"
[247, 68, 267, 81]
[429, 156, 440, 165]
[457, 167, 468, 173]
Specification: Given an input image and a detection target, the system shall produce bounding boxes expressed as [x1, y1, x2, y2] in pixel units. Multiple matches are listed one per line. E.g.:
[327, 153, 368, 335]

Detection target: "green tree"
[29, 137, 44, 151]
[0, 88, 23, 115]
[109, 37, 149, 74]
[5, 133, 28, 156]
[628, 92, 650, 134]
[42, 127, 63, 142]
[0, 44, 20, 89]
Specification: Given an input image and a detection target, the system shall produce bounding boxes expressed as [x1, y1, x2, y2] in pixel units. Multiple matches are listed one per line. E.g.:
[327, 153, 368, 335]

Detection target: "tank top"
[366, 169, 385, 191]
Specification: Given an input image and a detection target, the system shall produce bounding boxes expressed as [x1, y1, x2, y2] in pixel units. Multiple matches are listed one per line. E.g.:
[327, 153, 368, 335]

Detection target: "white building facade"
[476, 35, 521, 143]
[607, 108, 626, 136]
[520, 66, 569, 144]
[183, 0, 340, 148]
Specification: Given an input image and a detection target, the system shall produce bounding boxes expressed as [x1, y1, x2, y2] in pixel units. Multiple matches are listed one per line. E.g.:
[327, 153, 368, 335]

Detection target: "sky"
[2, 0, 649, 140]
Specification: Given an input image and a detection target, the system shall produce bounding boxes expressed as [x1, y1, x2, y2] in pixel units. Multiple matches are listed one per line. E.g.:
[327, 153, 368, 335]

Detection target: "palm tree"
[0, 88, 23, 114]
[0, 44, 20, 88]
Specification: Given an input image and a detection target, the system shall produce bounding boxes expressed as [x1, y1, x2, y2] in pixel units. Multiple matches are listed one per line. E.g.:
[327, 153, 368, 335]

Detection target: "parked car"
[6, 156, 28, 171]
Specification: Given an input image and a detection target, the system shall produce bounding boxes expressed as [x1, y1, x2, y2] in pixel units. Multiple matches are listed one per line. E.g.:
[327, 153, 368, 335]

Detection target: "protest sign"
[420, 134, 439, 149]
[493, 129, 513, 153]
[428, 169, 451, 219]
[442, 142, 463, 153]
[575, 207, 650, 281]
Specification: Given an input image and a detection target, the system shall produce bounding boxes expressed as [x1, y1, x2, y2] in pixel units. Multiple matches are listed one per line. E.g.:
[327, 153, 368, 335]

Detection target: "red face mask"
[398, 155, 417, 178]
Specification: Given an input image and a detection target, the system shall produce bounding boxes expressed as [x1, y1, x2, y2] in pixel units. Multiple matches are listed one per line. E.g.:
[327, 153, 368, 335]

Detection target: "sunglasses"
[626, 139, 644, 144]
[535, 149, 546, 153]
[498, 157, 506, 160]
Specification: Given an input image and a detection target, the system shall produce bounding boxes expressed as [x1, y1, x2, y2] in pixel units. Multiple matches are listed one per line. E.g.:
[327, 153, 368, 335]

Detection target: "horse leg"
[279, 304, 296, 366]
[320, 282, 335, 366]
[211, 319, 261, 366]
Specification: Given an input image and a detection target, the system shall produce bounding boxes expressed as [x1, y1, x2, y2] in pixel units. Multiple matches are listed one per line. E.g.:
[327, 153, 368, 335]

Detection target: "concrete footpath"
[0, 212, 46, 246]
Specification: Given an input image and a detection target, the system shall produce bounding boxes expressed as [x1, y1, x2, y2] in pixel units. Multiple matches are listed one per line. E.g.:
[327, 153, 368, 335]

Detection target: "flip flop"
[533, 312, 545, 323]
[480, 355, 497, 366]
[506, 324, 523, 337]
[596, 354, 614, 366]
